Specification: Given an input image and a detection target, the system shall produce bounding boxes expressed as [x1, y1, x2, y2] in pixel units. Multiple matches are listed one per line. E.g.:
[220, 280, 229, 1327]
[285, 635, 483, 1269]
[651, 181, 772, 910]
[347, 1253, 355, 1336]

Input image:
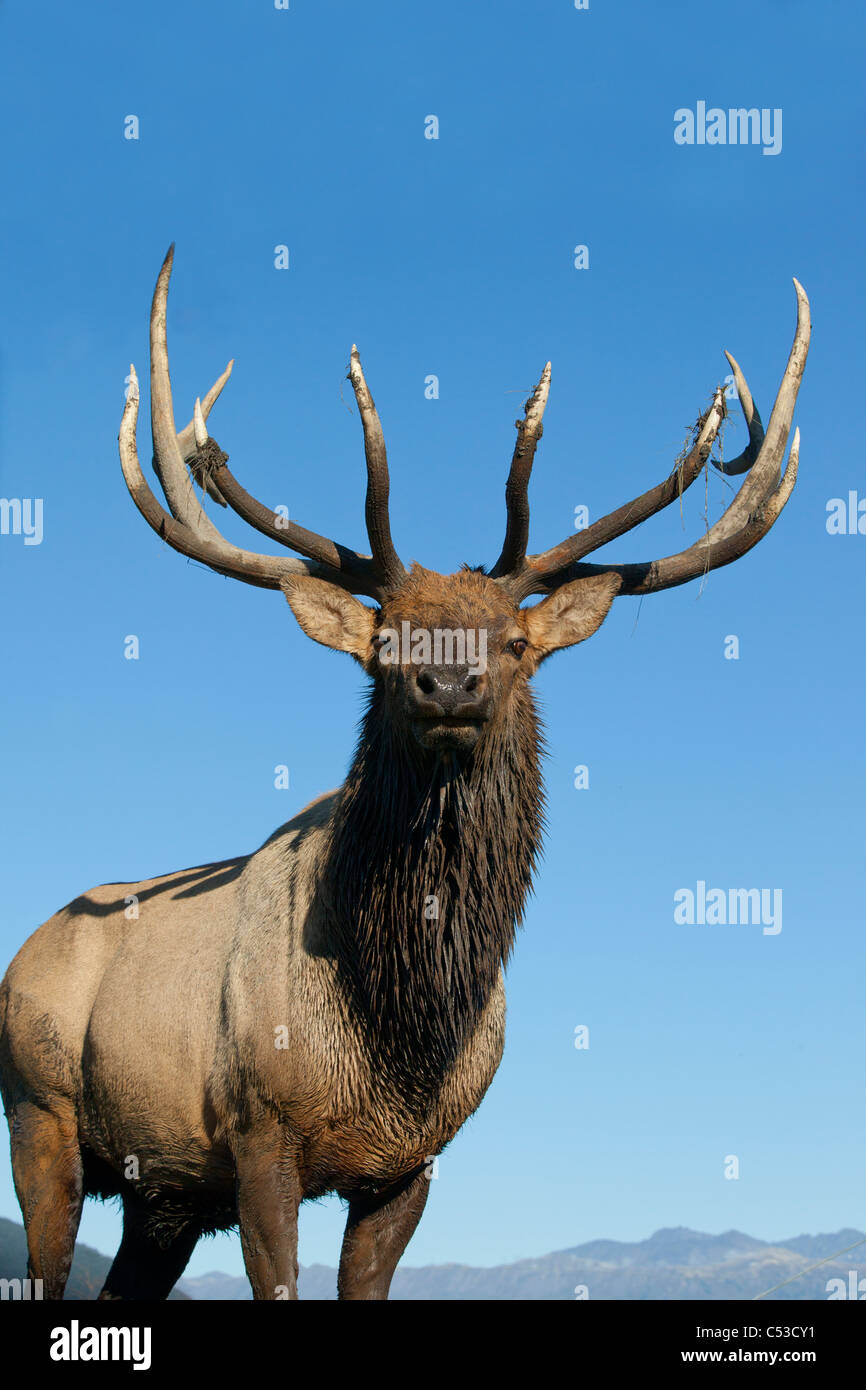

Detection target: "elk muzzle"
[408, 664, 492, 751]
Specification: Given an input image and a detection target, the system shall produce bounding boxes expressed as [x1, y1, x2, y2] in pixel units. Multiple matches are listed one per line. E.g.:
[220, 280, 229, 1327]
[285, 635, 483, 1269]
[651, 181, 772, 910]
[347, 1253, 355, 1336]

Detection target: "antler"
[492, 280, 810, 603]
[489, 364, 552, 578]
[118, 246, 406, 603]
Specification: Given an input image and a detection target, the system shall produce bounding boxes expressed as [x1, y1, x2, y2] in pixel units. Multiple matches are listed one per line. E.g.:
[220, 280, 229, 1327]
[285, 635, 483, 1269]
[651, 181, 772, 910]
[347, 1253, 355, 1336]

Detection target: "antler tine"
[347, 347, 406, 591]
[507, 280, 809, 602]
[149, 246, 230, 539]
[714, 350, 763, 476]
[687, 278, 810, 549]
[176, 359, 235, 505]
[177, 358, 234, 460]
[490, 364, 552, 579]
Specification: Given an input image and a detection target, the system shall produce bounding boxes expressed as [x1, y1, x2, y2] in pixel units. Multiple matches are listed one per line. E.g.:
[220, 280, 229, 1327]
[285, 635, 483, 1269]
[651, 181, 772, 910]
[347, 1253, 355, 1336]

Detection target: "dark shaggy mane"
[325, 683, 546, 1100]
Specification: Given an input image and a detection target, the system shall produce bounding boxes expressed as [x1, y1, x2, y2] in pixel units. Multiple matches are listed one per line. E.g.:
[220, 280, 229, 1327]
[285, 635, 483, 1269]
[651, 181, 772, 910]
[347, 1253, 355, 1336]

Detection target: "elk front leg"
[234, 1125, 302, 1300]
[337, 1166, 430, 1300]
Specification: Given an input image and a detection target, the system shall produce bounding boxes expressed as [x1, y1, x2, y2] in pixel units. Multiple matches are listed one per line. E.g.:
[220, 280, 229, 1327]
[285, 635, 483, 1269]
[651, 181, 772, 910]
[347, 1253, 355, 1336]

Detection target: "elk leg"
[9, 1099, 83, 1299]
[97, 1195, 201, 1300]
[337, 1166, 430, 1300]
[234, 1126, 302, 1299]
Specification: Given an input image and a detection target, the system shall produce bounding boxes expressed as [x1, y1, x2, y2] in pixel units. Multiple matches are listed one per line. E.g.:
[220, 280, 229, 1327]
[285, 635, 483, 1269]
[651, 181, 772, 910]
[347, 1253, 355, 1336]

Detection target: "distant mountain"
[178, 1226, 866, 1301]
[3, 1214, 862, 1300]
[0, 1216, 188, 1299]
[558, 1227, 767, 1268]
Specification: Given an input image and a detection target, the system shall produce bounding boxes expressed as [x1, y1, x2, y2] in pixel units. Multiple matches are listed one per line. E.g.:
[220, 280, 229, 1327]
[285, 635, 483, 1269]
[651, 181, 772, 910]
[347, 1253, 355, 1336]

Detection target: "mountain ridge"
[179, 1225, 866, 1301]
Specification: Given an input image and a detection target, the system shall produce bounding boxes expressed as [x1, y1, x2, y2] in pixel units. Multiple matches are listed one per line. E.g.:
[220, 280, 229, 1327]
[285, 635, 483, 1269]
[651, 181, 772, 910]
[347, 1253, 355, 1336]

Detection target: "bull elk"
[0, 249, 809, 1299]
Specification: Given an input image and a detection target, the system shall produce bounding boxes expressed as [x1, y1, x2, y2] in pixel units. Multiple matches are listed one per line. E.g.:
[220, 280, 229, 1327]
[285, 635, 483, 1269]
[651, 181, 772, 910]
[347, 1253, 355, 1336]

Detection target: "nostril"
[416, 669, 436, 695]
[464, 672, 481, 694]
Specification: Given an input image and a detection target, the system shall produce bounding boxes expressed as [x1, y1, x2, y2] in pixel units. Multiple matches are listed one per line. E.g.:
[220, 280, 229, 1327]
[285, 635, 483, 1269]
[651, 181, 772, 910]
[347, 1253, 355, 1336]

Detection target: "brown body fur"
[1, 790, 505, 1209]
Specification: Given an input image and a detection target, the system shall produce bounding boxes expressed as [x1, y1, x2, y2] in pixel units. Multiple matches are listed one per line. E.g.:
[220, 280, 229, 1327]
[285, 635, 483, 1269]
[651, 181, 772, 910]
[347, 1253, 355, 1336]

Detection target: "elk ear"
[281, 577, 377, 660]
[523, 573, 622, 662]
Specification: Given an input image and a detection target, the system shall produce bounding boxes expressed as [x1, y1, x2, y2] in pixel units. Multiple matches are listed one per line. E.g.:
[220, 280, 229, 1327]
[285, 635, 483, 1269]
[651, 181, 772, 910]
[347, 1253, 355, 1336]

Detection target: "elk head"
[119, 247, 809, 759]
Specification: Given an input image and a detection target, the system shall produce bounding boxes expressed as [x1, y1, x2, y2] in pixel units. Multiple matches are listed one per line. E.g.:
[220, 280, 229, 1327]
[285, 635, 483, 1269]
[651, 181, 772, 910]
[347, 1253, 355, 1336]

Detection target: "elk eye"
[509, 638, 528, 658]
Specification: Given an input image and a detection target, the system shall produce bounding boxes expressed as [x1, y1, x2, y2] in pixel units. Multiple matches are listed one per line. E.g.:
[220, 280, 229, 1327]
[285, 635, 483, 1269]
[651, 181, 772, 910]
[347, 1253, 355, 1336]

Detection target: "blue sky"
[1, 0, 863, 1282]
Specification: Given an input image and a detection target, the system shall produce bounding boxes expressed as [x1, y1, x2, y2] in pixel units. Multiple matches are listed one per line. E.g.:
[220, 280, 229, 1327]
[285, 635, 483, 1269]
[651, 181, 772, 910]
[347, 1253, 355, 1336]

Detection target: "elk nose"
[413, 665, 488, 716]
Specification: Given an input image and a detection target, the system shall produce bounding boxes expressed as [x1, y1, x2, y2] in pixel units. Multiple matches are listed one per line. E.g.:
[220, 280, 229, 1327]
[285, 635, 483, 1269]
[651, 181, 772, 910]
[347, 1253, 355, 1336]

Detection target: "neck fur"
[325, 684, 546, 1094]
